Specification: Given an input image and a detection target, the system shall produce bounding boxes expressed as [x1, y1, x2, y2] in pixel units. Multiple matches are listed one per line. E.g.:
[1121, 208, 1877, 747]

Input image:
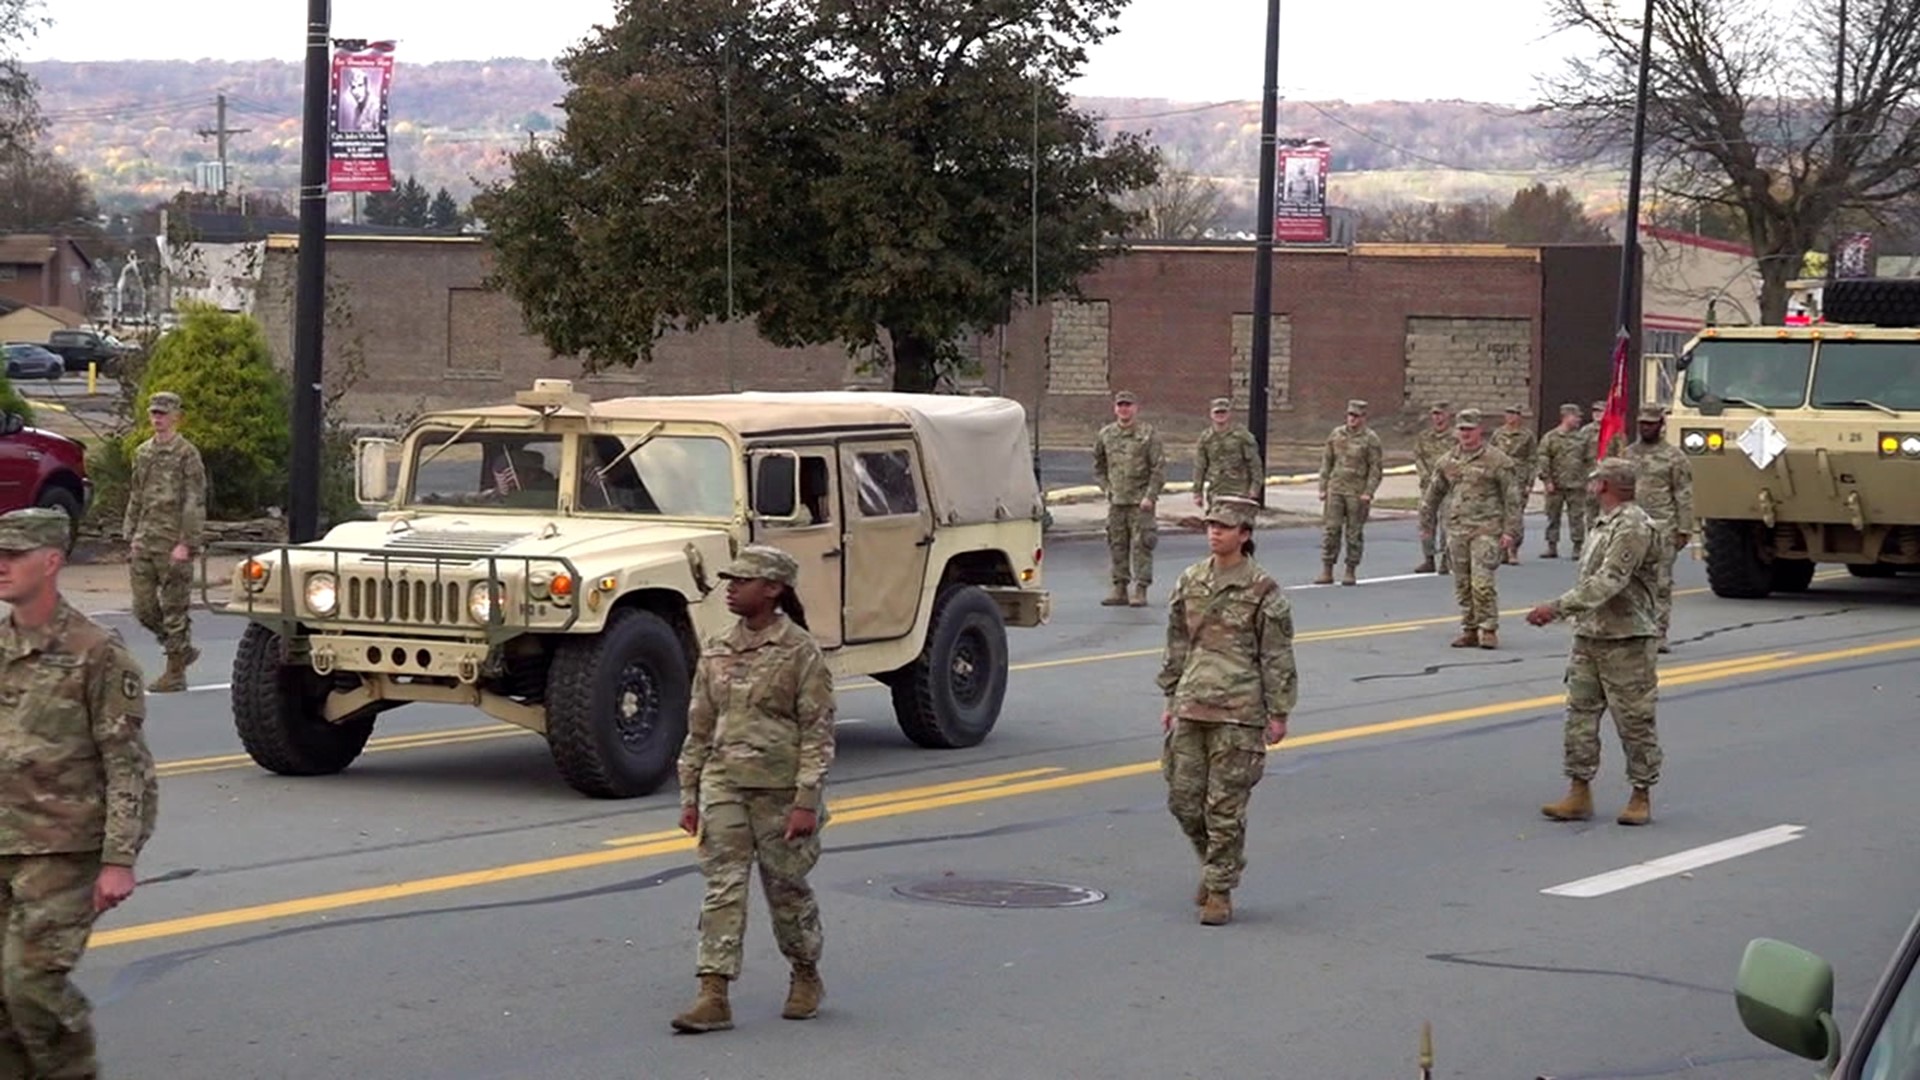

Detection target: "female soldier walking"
[1156, 496, 1297, 926]
[672, 545, 837, 1033]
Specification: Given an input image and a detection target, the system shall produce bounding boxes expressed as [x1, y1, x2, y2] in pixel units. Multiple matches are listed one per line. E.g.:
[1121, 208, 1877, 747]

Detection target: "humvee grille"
[346, 576, 466, 625]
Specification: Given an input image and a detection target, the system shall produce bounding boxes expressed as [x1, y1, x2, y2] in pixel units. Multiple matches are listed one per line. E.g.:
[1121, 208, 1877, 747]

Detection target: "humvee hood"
[320, 515, 724, 566]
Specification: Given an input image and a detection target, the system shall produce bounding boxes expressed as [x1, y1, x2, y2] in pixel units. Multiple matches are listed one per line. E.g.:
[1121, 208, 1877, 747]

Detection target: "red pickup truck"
[0, 409, 90, 551]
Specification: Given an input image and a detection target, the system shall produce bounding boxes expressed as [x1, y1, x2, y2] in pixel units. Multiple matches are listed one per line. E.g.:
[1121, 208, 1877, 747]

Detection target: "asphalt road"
[82, 518, 1920, 1079]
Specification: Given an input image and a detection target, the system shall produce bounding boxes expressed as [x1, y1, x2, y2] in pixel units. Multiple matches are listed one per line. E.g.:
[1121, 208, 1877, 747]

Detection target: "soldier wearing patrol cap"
[1316, 399, 1383, 585]
[1527, 457, 1665, 826]
[1537, 403, 1595, 558]
[1580, 399, 1623, 531]
[1490, 404, 1538, 564]
[0, 508, 158, 1076]
[673, 544, 837, 1033]
[1419, 409, 1522, 648]
[1092, 390, 1167, 607]
[123, 389, 207, 692]
[1623, 404, 1694, 653]
[1193, 397, 1261, 508]
[1413, 400, 1456, 573]
[1156, 496, 1295, 926]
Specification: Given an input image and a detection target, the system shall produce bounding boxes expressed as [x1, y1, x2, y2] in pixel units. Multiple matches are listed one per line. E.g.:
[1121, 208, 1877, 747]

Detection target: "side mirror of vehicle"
[0, 412, 23, 436]
[1734, 937, 1842, 1069]
[355, 437, 399, 505]
[750, 450, 803, 525]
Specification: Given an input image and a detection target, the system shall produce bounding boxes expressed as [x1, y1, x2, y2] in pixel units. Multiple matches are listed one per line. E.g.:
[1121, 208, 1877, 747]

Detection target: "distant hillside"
[27, 59, 1612, 218]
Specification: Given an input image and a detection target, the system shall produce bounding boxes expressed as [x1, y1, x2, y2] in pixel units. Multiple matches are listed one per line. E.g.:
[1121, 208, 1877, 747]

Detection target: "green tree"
[473, 0, 1158, 392]
[129, 303, 291, 519]
[428, 187, 464, 231]
[0, 0, 46, 157]
[1493, 183, 1611, 244]
[0, 146, 96, 231]
[0, 371, 34, 424]
[364, 175, 432, 227]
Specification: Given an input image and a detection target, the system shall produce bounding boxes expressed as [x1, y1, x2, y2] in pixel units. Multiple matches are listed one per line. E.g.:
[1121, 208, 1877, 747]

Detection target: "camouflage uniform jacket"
[1537, 426, 1594, 490]
[1195, 426, 1261, 499]
[1624, 440, 1696, 533]
[1156, 557, 1298, 726]
[679, 614, 836, 811]
[1413, 428, 1456, 491]
[1419, 444, 1522, 540]
[124, 434, 208, 553]
[1581, 421, 1625, 463]
[1548, 502, 1661, 638]
[1093, 421, 1167, 506]
[0, 599, 157, 865]
[1319, 425, 1384, 498]
[1491, 427, 1538, 485]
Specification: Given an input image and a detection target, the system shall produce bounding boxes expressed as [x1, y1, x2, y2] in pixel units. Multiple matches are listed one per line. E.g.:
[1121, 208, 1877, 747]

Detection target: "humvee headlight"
[468, 580, 504, 623]
[304, 572, 339, 616]
[239, 558, 271, 593]
[1682, 431, 1706, 452]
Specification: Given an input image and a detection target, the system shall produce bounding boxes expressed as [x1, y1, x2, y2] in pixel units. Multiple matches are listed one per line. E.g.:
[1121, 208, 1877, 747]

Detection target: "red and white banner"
[1275, 140, 1330, 243]
[328, 41, 396, 193]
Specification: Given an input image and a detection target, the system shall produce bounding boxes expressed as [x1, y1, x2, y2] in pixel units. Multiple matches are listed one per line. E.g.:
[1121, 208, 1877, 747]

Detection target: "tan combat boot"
[1194, 881, 1208, 907]
[1449, 629, 1479, 648]
[1128, 584, 1148, 607]
[1415, 558, 1436, 574]
[1478, 629, 1499, 650]
[671, 974, 733, 1033]
[1541, 779, 1594, 821]
[1199, 892, 1233, 926]
[1341, 565, 1358, 587]
[148, 652, 188, 693]
[1313, 563, 1334, 585]
[1617, 787, 1653, 826]
[1101, 583, 1128, 606]
[782, 963, 824, 1020]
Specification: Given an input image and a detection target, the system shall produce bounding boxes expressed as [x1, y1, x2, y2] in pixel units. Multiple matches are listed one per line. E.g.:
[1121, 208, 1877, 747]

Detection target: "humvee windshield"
[1809, 340, 1920, 412]
[1681, 339, 1811, 409]
[411, 430, 565, 510]
[576, 433, 735, 518]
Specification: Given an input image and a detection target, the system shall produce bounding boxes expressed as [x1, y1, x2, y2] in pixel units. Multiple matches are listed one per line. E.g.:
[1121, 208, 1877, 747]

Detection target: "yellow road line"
[93, 634, 1919, 950]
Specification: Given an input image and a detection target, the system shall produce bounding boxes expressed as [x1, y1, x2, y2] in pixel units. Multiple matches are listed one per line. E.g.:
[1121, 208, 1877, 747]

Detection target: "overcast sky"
[19, 0, 1587, 105]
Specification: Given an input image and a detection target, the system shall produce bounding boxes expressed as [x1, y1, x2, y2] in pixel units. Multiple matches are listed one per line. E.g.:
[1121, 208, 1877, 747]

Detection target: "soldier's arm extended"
[181, 444, 208, 550]
[677, 656, 718, 809]
[1364, 434, 1384, 498]
[1256, 589, 1298, 718]
[1155, 576, 1191, 703]
[790, 644, 838, 811]
[1550, 521, 1652, 619]
[1672, 456, 1696, 534]
[89, 640, 157, 866]
[1146, 427, 1167, 499]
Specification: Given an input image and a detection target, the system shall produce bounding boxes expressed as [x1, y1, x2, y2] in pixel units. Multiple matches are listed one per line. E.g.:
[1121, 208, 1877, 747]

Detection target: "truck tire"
[232, 622, 376, 775]
[1770, 557, 1816, 593]
[1823, 278, 1920, 328]
[1703, 520, 1774, 598]
[889, 585, 1009, 750]
[545, 608, 690, 798]
[34, 486, 81, 554]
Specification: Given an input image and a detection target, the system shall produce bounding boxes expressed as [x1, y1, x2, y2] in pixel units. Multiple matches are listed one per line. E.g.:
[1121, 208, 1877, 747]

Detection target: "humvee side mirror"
[1734, 938, 1842, 1070]
[751, 450, 803, 524]
[355, 437, 399, 505]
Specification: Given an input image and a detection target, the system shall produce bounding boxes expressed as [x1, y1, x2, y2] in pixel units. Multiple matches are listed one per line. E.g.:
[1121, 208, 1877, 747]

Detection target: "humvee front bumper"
[986, 586, 1050, 627]
[308, 633, 493, 683]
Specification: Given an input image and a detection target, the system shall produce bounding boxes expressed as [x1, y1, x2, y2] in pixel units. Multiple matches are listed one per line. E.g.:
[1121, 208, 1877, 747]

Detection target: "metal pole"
[1612, 0, 1656, 379]
[1031, 80, 1043, 494]
[1248, 0, 1281, 498]
[290, 0, 331, 542]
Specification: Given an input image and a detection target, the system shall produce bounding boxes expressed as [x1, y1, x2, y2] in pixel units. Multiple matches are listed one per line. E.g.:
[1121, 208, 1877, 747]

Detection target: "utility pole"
[1612, 0, 1656, 372]
[196, 93, 252, 209]
[290, 1, 332, 543]
[1247, 0, 1282, 499]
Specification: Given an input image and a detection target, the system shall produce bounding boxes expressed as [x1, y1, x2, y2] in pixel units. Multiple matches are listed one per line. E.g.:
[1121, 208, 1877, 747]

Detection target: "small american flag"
[493, 455, 520, 494]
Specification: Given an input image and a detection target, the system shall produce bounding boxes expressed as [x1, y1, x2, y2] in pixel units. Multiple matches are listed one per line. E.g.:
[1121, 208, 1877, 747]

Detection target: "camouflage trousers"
[1562, 635, 1662, 786]
[1543, 489, 1588, 552]
[1319, 494, 1370, 567]
[1652, 527, 1679, 641]
[694, 790, 825, 979]
[0, 851, 102, 1080]
[1162, 719, 1268, 894]
[1447, 533, 1503, 632]
[1105, 504, 1157, 586]
[128, 549, 193, 656]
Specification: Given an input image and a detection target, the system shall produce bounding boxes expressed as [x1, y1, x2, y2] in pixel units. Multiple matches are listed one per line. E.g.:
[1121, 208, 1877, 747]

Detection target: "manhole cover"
[892, 878, 1106, 908]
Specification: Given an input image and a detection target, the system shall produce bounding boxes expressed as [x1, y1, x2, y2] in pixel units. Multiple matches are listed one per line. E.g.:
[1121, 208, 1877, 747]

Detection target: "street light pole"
[290, 0, 331, 543]
[1248, 0, 1281, 497]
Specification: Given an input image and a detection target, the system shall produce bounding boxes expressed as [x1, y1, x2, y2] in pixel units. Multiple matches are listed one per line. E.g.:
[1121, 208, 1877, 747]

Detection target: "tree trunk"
[1757, 268, 1790, 326]
[889, 329, 939, 393]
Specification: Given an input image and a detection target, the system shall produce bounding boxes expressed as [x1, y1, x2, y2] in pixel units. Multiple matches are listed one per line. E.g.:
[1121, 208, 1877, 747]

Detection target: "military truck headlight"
[468, 580, 504, 623]
[304, 572, 339, 615]
[1680, 428, 1722, 454]
[1877, 433, 1920, 458]
[1906, 436, 1920, 458]
[1682, 431, 1706, 452]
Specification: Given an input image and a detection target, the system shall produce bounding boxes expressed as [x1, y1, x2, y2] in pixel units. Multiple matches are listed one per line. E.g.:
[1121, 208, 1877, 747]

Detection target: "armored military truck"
[222, 380, 1051, 798]
[1656, 278, 1920, 598]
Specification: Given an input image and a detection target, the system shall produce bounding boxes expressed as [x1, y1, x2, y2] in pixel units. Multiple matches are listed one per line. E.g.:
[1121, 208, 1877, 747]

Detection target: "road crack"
[1353, 657, 1527, 682]
[1669, 606, 1859, 648]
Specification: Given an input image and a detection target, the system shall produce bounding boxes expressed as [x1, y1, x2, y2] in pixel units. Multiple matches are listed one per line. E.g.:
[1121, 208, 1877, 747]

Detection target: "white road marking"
[187, 682, 232, 693]
[1290, 571, 1434, 590]
[1541, 824, 1806, 898]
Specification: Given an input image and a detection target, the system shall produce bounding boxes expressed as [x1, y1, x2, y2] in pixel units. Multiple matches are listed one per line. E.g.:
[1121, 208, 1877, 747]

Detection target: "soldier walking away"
[1537, 404, 1593, 559]
[1192, 397, 1261, 507]
[122, 391, 207, 692]
[1624, 405, 1694, 654]
[672, 545, 837, 1033]
[0, 507, 159, 1077]
[1413, 401, 1455, 574]
[1419, 409, 1521, 649]
[1316, 399, 1384, 586]
[1490, 405, 1538, 565]
[1156, 496, 1295, 927]
[1093, 390, 1166, 607]
[1526, 459, 1664, 826]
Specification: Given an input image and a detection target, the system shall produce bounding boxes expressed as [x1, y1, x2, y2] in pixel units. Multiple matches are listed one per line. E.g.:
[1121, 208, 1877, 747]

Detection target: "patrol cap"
[1638, 404, 1668, 422]
[1454, 407, 1484, 429]
[1209, 397, 1231, 412]
[1505, 404, 1524, 415]
[1203, 496, 1259, 529]
[1113, 390, 1137, 405]
[1428, 400, 1451, 413]
[1591, 399, 1606, 411]
[717, 545, 800, 586]
[0, 508, 71, 553]
[1346, 399, 1368, 414]
[147, 391, 182, 414]
[1588, 457, 1638, 489]
[1559, 403, 1582, 417]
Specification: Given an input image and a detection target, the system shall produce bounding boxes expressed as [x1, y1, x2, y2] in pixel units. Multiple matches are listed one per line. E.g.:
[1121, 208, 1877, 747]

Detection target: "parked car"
[0, 410, 90, 551]
[43, 328, 131, 376]
[4, 342, 65, 381]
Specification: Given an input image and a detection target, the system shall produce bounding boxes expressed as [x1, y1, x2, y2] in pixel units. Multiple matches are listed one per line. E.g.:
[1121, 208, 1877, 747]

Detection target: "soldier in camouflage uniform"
[1624, 405, 1695, 654]
[1156, 496, 1295, 927]
[1092, 390, 1167, 608]
[1527, 458, 1664, 826]
[1316, 399, 1384, 586]
[122, 391, 208, 692]
[673, 545, 837, 1034]
[1419, 409, 1522, 649]
[1536, 403, 1593, 558]
[1192, 397, 1262, 507]
[0, 507, 158, 1077]
[1490, 405, 1538, 564]
[1413, 401, 1456, 574]
[1581, 399, 1626, 531]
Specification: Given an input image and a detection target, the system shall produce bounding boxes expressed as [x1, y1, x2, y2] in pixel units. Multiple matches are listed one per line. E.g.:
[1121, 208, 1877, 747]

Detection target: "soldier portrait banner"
[329, 41, 396, 193]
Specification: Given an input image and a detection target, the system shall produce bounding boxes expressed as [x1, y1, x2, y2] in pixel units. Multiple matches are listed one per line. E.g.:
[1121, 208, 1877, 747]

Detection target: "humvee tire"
[1770, 558, 1817, 593]
[889, 585, 1009, 749]
[232, 622, 377, 775]
[1704, 520, 1773, 598]
[545, 608, 690, 798]
[1847, 562, 1896, 578]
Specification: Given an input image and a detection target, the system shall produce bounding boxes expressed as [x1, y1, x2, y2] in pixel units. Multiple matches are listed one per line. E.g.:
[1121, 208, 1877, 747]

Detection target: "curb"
[1044, 464, 1419, 505]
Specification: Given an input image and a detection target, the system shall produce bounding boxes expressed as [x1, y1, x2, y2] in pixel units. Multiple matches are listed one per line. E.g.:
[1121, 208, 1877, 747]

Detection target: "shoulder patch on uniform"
[121, 670, 142, 700]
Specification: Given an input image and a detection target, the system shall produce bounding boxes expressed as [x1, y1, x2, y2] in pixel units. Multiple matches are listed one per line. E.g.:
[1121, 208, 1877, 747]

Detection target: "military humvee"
[222, 380, 1051, 798]
[1654, 278, 1920, 598]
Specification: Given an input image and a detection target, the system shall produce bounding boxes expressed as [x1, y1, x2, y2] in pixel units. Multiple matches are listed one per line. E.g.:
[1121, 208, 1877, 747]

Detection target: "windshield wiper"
[595, 422, 665, 479]
[416, 417, 484, 469]
[1818, 397, 1900, 416]
[1708, 394, 1773, 415]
